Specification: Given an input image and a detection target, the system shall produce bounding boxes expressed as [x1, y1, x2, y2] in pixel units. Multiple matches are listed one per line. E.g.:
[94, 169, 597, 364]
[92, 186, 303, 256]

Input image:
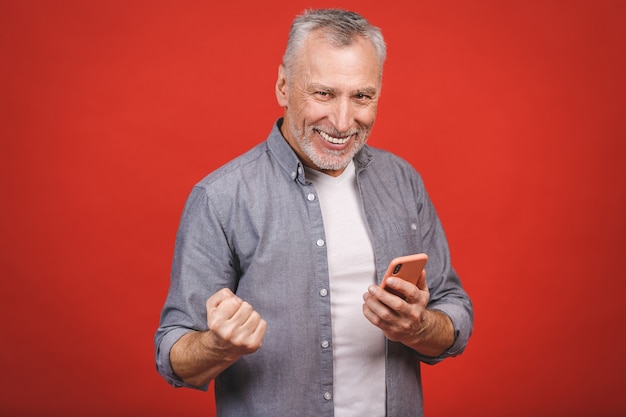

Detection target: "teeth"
[318, 130, 350, 144]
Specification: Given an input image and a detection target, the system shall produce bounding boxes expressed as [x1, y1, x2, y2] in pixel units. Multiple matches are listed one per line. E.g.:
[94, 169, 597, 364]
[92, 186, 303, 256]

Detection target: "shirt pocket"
[391, 219, 422, 255]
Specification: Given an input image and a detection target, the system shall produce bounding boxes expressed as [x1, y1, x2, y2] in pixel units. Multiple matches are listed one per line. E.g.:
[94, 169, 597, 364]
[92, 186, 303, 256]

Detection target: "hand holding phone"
[380, 253, 428, 299]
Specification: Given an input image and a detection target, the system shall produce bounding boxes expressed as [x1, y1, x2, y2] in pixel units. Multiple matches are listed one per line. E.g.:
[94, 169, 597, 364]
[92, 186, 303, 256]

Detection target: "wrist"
[405, 309, 454, 357]
[202, 330, 242, 364]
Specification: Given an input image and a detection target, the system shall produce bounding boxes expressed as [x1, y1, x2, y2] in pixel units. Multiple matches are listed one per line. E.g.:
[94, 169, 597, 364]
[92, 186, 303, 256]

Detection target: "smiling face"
[275, 31, 382, 176]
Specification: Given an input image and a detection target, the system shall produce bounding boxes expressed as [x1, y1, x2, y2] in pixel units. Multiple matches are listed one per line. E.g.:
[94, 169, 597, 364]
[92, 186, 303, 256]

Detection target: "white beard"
[287, 118, 370, 172]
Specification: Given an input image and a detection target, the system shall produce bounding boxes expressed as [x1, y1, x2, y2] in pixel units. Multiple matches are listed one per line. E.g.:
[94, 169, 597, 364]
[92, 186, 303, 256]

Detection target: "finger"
[207, 297, 243, 327]
[362, 299, 395, 332]
[229, 301, 255, 325]
[239, 308, 263, 332]
[250, 318, 267, 343]
[229, 310, 266, 351]
[371, 282, 408, 311]
[366, 286, 401, 321]
[206, 288, 238, 309]
[362, 303, 377, 325]
[238, 318, 267, 352]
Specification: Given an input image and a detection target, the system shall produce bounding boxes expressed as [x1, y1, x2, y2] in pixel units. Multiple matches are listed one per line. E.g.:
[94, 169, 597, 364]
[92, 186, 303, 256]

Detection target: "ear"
[275, 64, 288, 107]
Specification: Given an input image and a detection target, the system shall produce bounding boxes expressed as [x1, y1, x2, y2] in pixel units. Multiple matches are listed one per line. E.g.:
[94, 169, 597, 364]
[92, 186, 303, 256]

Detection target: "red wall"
[1, 1, 624, 416]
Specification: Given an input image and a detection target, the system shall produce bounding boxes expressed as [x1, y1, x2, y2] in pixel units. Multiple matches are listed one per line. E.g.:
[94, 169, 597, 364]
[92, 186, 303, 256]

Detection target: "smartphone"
[380, 253, 428, 299]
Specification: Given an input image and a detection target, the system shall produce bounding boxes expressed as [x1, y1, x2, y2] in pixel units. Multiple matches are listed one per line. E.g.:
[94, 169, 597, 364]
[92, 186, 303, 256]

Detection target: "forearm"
[404, 309, 455, 358]
[170, 330, 240, 387]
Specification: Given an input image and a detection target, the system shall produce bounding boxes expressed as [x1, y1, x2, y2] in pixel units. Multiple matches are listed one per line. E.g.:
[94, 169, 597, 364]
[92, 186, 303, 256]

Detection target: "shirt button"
[411, 223, 417, 230]
[307, 193, 316, 201]
[321, 340, 329, 348]
[316, 239, 325, 247]
[323, 392, 332, 400]
[319, 288, 328, 297]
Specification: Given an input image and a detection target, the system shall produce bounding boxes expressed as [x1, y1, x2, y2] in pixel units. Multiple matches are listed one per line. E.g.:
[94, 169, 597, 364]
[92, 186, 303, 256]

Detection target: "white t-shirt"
[305, 162, 386, 417]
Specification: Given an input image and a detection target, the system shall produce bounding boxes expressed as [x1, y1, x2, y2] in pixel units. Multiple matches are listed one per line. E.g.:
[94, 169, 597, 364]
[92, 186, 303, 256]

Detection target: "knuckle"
[220, 327, 235, 341]
[379, 310, 393, 322]
[368, 314, 381, 326]
[387, 298, 404, 311]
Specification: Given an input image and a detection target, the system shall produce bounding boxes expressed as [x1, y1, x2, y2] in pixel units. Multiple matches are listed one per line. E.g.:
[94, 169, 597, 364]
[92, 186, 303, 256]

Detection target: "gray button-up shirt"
[155, 119, 473, 417]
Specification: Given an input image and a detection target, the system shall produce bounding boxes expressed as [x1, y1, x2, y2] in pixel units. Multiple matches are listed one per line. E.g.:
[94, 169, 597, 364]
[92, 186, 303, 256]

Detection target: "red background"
[1, 1, 625, 416]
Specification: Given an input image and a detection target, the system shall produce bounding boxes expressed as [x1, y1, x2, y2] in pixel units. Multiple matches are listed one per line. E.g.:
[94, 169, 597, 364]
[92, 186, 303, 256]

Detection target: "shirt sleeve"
[154, 185, 237, 390]
[412, 173, 474, 365]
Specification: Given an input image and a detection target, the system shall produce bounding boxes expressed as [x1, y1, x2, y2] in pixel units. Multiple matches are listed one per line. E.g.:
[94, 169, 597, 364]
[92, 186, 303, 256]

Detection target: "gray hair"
[282, 9, 387, 80]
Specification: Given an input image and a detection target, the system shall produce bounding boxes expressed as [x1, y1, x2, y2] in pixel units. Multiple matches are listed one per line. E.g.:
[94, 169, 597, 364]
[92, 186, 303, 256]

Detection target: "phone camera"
[393, 264, 402, 274]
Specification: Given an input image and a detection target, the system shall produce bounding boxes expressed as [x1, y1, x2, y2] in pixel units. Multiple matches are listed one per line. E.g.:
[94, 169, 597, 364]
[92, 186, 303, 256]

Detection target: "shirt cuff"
[418, 302, 472, 364]
[155, 327, 210, 391]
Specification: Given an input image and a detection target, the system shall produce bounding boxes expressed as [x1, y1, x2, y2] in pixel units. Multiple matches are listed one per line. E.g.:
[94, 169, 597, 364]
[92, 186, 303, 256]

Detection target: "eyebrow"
[356, 87, 378, 96]
[308, 83, 378, 96]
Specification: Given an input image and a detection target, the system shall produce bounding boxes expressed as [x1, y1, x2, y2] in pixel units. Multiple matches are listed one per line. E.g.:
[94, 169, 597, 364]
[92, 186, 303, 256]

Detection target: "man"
[155, 8, 473, 417]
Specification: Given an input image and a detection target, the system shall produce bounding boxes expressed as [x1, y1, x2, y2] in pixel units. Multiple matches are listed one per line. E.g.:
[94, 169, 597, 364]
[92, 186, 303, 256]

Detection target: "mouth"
[316, 129, 353, 145]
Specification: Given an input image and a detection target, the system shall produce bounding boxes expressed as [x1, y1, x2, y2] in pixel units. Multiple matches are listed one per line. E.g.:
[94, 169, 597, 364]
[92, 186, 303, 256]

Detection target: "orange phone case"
[380, 253, 428, 298]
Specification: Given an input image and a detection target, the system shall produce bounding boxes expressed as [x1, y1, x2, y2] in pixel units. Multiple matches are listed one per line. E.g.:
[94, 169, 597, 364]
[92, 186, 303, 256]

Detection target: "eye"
[354, 93, 373, 103]
[313, 90, 333, 101]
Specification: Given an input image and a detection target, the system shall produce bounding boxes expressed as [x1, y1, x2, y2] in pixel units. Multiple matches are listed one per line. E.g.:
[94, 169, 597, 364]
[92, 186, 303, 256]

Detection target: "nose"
[329, 97, 354, 133]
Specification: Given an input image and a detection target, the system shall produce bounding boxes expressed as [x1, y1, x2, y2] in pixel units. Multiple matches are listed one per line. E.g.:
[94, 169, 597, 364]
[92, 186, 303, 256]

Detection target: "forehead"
[296, 32, 382, 90]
